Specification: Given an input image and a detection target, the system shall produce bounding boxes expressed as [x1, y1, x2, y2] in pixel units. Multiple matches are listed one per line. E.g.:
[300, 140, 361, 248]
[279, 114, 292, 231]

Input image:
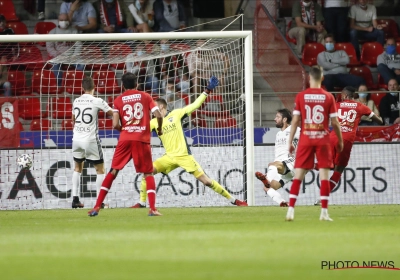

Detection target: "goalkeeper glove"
[206, 76, 219, 91]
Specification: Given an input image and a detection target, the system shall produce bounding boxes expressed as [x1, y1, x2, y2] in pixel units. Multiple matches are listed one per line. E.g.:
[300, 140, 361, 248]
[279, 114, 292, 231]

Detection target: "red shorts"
[331, 138, 353, 167]
[111, 140, 153, 173]
[295, 144, 332, 169]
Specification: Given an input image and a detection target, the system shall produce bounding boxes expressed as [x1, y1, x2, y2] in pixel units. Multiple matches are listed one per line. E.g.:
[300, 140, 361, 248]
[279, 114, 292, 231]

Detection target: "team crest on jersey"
[168, 117, 174, 122]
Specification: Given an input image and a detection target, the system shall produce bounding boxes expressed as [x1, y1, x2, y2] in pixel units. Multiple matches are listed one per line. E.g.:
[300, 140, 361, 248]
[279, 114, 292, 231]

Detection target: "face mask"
[161, 44, 170, 51]
[358, 93, 368, 98]
[137, 50, 144, 56]
[390, 92, 399, 96]
[166, 90, 173, 95]
[386, 45, 396, 55]
[325, 43, 334, 52]
[135, 0, 141, 10]
[303, 1, 311, 7]
[59, 21, 70, 29]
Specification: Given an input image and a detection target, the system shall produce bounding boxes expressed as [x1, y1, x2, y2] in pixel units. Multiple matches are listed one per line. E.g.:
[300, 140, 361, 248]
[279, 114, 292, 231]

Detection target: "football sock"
[289, 179, 301, 207]
[72, 171, 81, 199]
[146, 176, 156, 210]
[266, 188, 285, 205]
[320, 179, 330, 209]
[140, 178, 147, 205]
[266, 165, 278, 183]
[329, 171, 342, 192]
[209, 180, 234, 202]
[96, 174, 105, 197]
[95, 172, 115, 208]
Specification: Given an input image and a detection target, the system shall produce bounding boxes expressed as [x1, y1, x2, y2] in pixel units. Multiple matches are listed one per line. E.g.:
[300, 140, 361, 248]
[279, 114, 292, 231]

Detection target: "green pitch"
[0, 205, 399, 280]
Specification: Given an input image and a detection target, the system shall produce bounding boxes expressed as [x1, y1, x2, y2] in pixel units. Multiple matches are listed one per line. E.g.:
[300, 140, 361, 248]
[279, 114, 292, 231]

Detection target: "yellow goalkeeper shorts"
[153, 154, 204, 178]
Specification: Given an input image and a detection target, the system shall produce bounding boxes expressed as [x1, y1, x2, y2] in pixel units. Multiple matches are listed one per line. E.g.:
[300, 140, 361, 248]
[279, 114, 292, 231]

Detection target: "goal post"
[0, 31, 254, 209]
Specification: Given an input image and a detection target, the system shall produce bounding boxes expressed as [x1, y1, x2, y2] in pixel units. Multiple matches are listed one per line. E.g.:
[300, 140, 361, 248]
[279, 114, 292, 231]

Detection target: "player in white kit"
[255, 109, 300, 207]
[71, 77, 113, 208]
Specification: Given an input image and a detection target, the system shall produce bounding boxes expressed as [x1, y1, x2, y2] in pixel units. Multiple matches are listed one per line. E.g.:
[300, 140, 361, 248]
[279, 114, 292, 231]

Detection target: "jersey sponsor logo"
[74, 126, 91, 132]
[304, 94, 326, 102]
[304, 123, 324, 130]
[340, 102, 357, 108]
[122, 126, 146, 132]
[162, 123, 177, 134]
[303, 130, 327, 139]
[122, 94, 141, 102]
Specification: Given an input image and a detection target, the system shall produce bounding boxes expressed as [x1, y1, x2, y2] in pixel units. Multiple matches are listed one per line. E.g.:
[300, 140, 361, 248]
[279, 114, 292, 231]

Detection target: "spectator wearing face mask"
[93, 0, 136, 33]
[128, 0, 154, 32]
[317, 33, 365, 91]
[46, 13, 84, 86]
[355, 84, 382, 126]
[377, 38, 400, 85]
[379, 79, 400, 125]
[60, 0, 97, 33]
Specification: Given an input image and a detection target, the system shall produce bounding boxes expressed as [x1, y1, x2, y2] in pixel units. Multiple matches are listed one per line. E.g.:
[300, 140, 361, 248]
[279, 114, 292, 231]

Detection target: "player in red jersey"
[286, 66, 343, 222]
[88, 72, 163, 217]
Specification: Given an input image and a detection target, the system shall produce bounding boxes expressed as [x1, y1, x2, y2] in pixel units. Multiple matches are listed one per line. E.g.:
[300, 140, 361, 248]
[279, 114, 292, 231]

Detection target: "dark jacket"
[153, 0, 186, 32]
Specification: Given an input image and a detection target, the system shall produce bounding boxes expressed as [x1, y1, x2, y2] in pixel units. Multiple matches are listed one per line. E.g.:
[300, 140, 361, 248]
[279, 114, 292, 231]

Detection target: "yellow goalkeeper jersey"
[150, 93, 207, 157]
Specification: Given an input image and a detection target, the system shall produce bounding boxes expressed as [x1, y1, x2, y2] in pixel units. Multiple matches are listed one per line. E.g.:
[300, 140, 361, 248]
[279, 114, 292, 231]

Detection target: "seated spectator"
[60, 0, 97, 33]
[377, 38, 400, 85]
[93, 0, 136, 33]
[46, 13, 84, 86]
[379, 79, 400, 125]
[349, 0, 385, 60]
[128, 0, 154, 32]
[288, 0, 326, 57]
[177, 71, 190, 94]
[153, 0, 186, 32]
[0, 56, 11, 97]
[355, 84, 383, 126]
[317, 34, 365, 91]
[323, 0, 349, 43]
[0, 15, 19, 62]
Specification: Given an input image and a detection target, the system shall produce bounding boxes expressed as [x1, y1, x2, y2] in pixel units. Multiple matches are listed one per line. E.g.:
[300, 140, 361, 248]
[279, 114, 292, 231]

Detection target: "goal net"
[0, 31, 254, 210]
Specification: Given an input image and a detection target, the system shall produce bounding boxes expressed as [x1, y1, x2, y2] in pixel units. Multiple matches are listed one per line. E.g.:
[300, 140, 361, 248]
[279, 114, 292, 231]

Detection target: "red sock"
[289, 179, 301, 207]
[146, 176, 156, 211]
[320, 179, 330, 209]
[95, 172, 115, 208]
[329, 171, 341, 192]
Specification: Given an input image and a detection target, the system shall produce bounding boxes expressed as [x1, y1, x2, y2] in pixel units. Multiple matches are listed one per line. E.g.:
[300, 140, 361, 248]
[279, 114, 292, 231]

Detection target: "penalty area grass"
[0, 205, 399, 280]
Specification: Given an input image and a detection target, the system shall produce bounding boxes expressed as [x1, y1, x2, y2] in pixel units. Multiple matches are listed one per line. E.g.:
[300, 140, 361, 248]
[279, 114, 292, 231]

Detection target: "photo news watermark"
[321, 261, 400, 270]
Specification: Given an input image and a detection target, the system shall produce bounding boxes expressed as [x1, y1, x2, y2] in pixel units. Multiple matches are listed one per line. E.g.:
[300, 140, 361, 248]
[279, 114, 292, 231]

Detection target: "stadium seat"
[81, 46, 107, 70]
[0, 0, 19, 21]
[360, 42, 384, 67]
[397, 41, 400, 53]
[93, 70, 120, 94]
[18, 97, 44, 120]
[302, 43, 325, 66]
[370, 92, 386, 107]
[98, 119, 113, 130]
[349, 66, 377, 89]
[63, 70, 86, 95]
[30, 119, 52, 131]
[286, 20, 297, 44]
[192, 118, 207, 128]
[61, 119, 74, 130]
[108, 43, 132, 69]
[32, 70, 61, 94]
[17, 46, 45, 70]
[376, 19, 399, 40]
[34, 22, 57, 46]
[377, 74, 388, 90]
[49, 97, 73, 119]
[18, 122, 24, 131]
[7, 70, 31, 95]
[6, 22, 28, 35]
[334, 43, 360, 66]
[215, 117, 237, 128]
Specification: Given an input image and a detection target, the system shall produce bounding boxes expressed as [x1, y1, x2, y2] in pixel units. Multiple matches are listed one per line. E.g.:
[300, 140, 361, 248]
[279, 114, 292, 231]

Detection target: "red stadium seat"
[30, 119, 52, 131]
[397, 41, 400, 53]
[32, 69, 61, 94]
[63, 70, 86, 95]
[61, 119, 74, 130]
[81, 46, 107, 70]
[34, 22, 57, 46]
[93, 70, 120, 94]
[192, 118, 207, 128]
[7, 70, 31, 95]
[0, 1, 19, 21]
[215, 117, 237, 128]
[18, 122, 24, 131]
[6, 22, 28, 35]
[49, 97, 73, 119]
[17, 46, 45, 70]
[370, 92, 386, 107]
[360, 42, 384, 67]
[98, 119, 113, 130]
[108, 43, 132, 70]
[286, 21, 297, 44]
[334, 43, 360, 66]
[376, 19, 399, 40]
[349, 66, 377, 90]
[18, 97, 44, 120]
[302, 43, 325, 66]
[377, 74, 388, 90]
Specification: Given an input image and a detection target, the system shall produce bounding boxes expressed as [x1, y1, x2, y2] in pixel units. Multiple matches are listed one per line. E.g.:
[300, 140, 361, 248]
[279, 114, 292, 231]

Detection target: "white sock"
[72, 171, 81, 198]
[229, 197, 236, 203]
[266, 188, 284, 205]
[266, 165, 278, 183]
[96, 174, 105, 197]
[321, 208, 328, 215]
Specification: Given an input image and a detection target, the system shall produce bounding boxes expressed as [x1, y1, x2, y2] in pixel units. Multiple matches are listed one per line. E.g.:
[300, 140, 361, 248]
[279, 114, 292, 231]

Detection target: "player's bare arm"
[106, 109, 113, 118]
[154, 109, 163, 136]
[288, 115, 300, 155]
[371, 114, 383, 125]
[112, 111, 122, 131]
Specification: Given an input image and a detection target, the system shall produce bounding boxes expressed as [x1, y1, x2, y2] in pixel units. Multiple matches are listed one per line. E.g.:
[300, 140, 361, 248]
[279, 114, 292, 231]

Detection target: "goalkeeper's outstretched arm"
[184, 76, 219, 115]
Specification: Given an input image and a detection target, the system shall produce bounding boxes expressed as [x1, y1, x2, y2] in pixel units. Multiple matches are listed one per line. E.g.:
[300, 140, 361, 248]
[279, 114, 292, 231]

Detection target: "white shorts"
[72, 140, 104, 164]
[274, 158, 295, 186]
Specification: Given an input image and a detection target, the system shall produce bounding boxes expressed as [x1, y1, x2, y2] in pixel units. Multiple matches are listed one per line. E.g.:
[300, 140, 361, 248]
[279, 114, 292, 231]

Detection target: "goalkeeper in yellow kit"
[131, 76, 248, 208]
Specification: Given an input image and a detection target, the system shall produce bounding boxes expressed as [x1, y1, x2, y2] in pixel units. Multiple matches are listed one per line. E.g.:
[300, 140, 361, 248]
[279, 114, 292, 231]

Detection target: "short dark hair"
[324, 33, 335, 40]
[121, 72, 137, 90]
[155, 98, 167, 107]
[82, 76, 94, 92]
[309, 66, 323, 82]
[343, 86, 356, 98]
[277, 108, 292, 124]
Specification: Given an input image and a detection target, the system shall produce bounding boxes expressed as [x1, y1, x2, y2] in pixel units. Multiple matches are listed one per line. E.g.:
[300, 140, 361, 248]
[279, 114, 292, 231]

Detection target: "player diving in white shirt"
[71, 77, 113, 208]
[255, 109, 300, 207]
